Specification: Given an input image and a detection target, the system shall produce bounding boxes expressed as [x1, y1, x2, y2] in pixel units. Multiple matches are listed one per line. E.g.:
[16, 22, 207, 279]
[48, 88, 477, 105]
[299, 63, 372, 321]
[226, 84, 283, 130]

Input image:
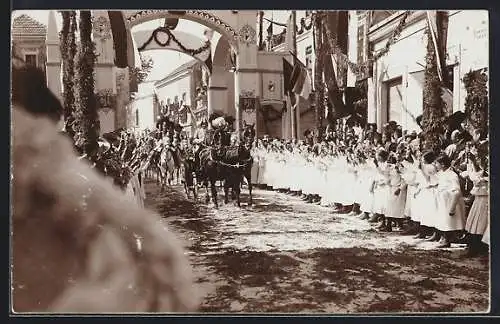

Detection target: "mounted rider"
[193, 118, 209, 170]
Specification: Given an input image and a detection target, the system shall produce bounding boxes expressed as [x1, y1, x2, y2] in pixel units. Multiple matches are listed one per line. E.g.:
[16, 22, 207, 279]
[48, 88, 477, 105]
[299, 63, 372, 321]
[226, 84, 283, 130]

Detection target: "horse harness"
[206, 147, 253, 169]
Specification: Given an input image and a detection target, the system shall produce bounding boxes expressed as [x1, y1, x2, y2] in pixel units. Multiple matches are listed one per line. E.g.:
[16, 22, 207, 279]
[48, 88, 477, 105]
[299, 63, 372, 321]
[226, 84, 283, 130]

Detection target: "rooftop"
[12, 14, 47, 36]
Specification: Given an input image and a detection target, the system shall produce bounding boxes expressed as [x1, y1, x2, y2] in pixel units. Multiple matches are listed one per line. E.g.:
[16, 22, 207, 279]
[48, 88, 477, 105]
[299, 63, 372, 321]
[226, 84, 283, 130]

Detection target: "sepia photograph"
[10, 9, 490, 314]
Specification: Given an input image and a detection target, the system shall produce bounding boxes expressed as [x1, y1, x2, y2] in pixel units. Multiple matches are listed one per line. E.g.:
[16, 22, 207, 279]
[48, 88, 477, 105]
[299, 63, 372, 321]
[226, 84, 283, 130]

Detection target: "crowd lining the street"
[250, 118, 489, 256]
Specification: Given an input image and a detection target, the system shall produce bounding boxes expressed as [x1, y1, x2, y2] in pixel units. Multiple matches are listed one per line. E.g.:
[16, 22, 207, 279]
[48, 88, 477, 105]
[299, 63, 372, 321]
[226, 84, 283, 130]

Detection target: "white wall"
[129, 95, 155, 130]
[446, 10, 488, 112]
[156, 73, 193, 107]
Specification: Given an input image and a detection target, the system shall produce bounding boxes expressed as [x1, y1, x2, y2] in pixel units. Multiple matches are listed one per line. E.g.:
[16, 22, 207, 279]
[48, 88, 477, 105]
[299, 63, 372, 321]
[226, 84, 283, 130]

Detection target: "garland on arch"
[137, 26, 210, 55]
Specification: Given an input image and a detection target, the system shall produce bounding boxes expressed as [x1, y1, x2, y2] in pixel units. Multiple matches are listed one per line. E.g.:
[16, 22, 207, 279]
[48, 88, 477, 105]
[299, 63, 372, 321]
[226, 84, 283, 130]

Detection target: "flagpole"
[426, 10, 443, 82]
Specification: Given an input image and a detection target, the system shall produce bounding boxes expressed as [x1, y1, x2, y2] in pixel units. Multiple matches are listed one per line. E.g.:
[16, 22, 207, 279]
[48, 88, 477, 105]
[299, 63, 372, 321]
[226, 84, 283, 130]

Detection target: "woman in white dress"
[433, 153, 466, 248]
[324, 152, 338, 208]
[400, 155, 420, 234]
[275, 146, 287, 191]
[369, 149, 390, 227]
[250, 141, 260, 186]
[463, 153, 489, 256]
[349, 152, 365, 216]
[342, 153, 357, 212]
[358, 155, 376, 220]
[383, 154, 407, 232]
[259, 143, 269, 188]
[413, 151, 440, 240]
[317, 146, 331, 206]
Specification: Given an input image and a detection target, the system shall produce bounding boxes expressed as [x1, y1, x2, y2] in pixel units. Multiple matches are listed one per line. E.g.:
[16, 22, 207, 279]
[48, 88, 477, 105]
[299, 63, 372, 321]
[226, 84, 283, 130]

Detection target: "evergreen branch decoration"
[463, 69, 488, 133]
[421, 27, 446, 152]
[137, 26, 211, 56]
[314, 11, 326, 136]
[129, 54, 154, 86]
[74, 11, 99, 157]
[371, 11, 411, 60]
[60, 11, 78, 137]
[297, 16, 314, 35]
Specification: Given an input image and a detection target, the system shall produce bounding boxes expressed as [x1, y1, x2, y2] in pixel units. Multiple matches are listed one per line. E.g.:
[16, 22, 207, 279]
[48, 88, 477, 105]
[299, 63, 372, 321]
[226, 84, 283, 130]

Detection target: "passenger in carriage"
[193, 119, 209, 169]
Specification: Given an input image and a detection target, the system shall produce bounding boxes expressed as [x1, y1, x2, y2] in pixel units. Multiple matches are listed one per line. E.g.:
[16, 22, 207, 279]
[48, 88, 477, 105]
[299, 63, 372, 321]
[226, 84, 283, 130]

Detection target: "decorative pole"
[74, 10, 99, 157]
[60, 11, 78, 137]
[421, 23, 446, 153]
[314, 11, 326, 137]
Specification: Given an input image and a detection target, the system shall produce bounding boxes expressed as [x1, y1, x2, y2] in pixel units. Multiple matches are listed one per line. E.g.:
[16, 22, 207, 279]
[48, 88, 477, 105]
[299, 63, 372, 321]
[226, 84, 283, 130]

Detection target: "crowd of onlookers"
[251, 116, 489, 257]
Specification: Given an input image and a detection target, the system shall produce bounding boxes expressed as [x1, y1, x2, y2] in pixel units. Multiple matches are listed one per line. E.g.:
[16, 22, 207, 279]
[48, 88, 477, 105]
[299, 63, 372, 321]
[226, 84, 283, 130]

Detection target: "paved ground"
[144, 180, 490, 313]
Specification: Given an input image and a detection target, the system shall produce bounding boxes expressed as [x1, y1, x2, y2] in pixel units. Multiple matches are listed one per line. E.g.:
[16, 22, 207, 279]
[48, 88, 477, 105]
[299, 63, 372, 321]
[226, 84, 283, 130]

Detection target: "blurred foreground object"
[11, 59, 198, 313]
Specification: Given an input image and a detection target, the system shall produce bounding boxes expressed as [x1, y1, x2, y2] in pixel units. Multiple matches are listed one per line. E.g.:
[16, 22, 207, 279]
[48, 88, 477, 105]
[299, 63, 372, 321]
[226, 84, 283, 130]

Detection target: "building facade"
[12, 14, 47, 72]
[362, 10, 488, 132]
[261, 10, 489, 136]
[154, 59, 208, 137]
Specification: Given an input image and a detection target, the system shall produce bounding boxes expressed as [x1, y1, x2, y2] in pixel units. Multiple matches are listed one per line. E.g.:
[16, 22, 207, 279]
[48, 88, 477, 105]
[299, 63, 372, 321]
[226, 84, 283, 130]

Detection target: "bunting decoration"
[322, 10, 411, 79]
[137, 26, 211, 56]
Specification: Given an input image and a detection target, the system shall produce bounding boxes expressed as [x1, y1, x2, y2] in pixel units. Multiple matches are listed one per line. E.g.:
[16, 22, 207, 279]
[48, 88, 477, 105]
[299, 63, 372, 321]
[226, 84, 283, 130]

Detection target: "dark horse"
[241, 121, 256, 187]
[181, 153, 198, 200]
[198, 143, 253, 208]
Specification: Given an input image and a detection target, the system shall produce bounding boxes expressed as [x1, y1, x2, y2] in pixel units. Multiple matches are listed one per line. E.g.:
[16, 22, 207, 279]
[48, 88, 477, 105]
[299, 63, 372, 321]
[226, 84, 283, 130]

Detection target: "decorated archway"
[120, 10, 259, 136]
[48, 10, 261, 137]
[124, 10, 240, 53]
[133, 28, 213, 72]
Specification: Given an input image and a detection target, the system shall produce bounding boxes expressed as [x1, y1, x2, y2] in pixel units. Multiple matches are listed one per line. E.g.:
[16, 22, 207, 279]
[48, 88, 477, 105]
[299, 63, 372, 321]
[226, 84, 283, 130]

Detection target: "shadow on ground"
[144, 180, 490, 313]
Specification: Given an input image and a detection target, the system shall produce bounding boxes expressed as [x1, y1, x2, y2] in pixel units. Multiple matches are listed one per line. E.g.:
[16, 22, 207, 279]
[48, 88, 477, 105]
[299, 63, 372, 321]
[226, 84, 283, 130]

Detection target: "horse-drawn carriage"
[145, 112, 256, 208]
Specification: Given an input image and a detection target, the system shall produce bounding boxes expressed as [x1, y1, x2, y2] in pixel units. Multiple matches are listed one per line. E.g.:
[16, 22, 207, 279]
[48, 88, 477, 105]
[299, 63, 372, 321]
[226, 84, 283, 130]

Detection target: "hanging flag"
[323, 49, 348, 119]
[289, 55, 310, 99]
[426, 10, 443, 82]
[300, 69, 312, 99]
[283, 57, 293, 96]
[283, 57, 298, 112]
[292, 66, 306, 94]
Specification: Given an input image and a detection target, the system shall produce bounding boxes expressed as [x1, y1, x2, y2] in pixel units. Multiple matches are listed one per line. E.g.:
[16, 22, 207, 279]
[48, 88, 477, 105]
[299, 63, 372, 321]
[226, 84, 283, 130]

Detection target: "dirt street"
[144, 180, 489, 313]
